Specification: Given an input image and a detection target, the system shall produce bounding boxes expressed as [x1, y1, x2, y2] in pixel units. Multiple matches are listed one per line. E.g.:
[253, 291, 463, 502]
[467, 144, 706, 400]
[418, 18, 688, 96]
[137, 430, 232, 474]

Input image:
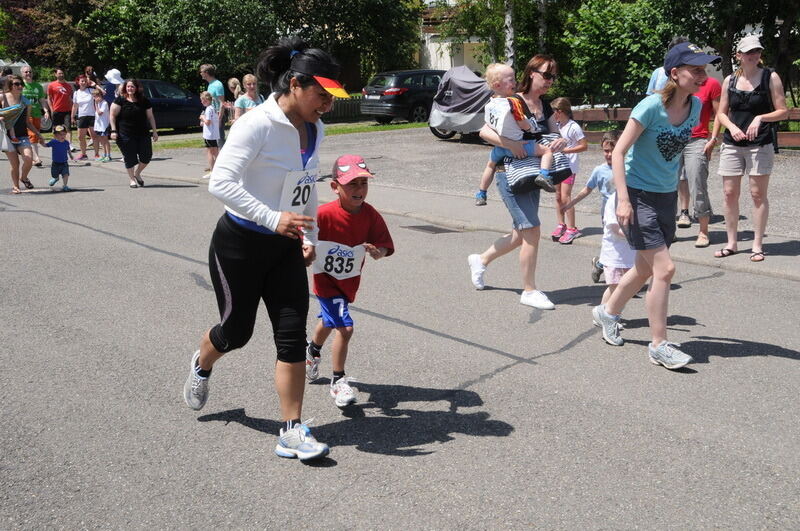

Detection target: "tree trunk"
[538, 0, 546, 52]
[504, 0, 514, 67]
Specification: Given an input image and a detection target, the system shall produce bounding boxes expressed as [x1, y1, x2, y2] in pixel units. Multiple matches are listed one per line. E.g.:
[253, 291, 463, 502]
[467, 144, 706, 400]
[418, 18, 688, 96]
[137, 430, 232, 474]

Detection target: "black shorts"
[204, 139, 218, 148]
[622, 187, 677, 250]
[77, 116, 95, 129]
[52, 111, 72, 129]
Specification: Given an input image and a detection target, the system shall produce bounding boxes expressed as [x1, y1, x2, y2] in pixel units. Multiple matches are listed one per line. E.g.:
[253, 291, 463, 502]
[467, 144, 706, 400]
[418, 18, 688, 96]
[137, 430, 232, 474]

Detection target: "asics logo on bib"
[296, 173, 316, 186]
[327, 245, 355, 258]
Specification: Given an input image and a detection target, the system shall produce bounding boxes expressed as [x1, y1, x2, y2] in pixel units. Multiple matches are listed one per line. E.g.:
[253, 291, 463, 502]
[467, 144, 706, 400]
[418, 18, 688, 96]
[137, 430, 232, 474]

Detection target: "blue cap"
[664, 42, 720, 73]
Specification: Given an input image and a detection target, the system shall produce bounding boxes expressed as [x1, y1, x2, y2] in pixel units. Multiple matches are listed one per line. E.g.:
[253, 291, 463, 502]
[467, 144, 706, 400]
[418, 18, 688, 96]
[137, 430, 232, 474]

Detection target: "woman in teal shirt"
[592, 42, 720, 371]
[233, 73, 264, 122]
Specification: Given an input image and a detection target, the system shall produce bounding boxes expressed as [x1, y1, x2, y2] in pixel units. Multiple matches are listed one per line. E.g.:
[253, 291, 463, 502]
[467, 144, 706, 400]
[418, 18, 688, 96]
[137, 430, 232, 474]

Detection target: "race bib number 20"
[278, 168, 318, 213]
[313, 241, 366, 280]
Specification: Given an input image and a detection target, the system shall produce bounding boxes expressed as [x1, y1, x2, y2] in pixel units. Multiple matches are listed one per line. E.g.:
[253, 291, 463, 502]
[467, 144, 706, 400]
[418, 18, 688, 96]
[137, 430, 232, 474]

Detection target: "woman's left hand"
[548, 137, 567, 152]
[302, 245, 316, 266]
[745, 116, 762, 141]
[151, 131, 159, 142]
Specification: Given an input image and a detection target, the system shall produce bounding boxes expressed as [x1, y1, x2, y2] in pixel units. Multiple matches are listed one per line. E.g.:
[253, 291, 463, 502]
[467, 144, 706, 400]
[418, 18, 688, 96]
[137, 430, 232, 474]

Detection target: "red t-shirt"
[47, 81, 74, 113]
[691, 77, 722, 138]
[313, 200, 394, 303]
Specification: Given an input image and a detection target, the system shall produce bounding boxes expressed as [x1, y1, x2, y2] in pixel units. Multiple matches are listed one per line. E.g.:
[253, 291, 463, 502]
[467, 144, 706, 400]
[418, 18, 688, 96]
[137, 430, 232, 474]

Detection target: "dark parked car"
[39, 78, 204, 132]
[360, 69, 445, 124]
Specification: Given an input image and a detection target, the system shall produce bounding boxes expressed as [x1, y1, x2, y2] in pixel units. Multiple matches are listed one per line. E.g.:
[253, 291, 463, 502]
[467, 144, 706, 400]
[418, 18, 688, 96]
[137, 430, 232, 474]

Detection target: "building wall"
[421, 33, 483, 73]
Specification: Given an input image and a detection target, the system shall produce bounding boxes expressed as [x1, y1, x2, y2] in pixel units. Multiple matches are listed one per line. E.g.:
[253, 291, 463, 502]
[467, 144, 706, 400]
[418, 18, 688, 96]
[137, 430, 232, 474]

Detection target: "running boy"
[45, 125, 73, 191]
[199, 91, 219, 177]
[549, 97, 588, 244]
[560, 130, 621, 282]
[474, 63, 554, 205]
[305, 154, 394, 407]
[93, 88, 112, 161]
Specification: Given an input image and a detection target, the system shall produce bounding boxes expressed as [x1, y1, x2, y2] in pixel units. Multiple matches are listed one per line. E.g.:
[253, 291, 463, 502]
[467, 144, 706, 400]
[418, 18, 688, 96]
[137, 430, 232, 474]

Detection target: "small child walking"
[561, 130, 621, 282]
[305, 154, 394, 408]
[45, 125, 74, 191]
[549, 97, 587, 244]
[93, 88, 112, 162]
[597, 191, 636, 305]
[199, 91, 219, 177]
[474, 63, 554, 205]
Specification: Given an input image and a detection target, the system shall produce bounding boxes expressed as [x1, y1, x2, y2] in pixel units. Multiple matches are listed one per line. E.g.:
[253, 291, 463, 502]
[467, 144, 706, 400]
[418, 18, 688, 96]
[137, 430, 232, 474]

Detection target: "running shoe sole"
[648, 352, 692, 370]
[274, 444, 330, 461]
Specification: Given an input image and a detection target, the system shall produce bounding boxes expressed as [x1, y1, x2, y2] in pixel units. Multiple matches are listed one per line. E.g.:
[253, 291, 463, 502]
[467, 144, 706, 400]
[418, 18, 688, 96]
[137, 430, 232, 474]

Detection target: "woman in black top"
[109, 78, 158, 188]
[714, 35, 787, 262]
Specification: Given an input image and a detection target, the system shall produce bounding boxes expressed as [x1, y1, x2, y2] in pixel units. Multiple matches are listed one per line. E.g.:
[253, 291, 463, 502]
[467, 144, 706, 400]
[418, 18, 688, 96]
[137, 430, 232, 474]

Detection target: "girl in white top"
[92, 88, 112, 161]
[71, 74, 98, 160]
[599, 192, 636, 304]
[550, 97, 587, 244]
[199, 91, 220, 175]
[183, 36, 350, 462]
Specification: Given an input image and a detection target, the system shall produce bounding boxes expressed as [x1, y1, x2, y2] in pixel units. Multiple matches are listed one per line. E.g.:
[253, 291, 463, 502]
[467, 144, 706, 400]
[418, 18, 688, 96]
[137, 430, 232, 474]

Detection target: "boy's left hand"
[302, 245, 316, 266]
[364, 243, 385, 260]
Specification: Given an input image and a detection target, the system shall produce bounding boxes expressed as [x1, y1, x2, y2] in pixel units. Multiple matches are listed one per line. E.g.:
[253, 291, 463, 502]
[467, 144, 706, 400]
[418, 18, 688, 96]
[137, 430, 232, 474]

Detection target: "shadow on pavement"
[198, 382, 513, 458]
[763, 240, 800, 257]
[681, 335, 800, 364]
[138, 184, 199, 189]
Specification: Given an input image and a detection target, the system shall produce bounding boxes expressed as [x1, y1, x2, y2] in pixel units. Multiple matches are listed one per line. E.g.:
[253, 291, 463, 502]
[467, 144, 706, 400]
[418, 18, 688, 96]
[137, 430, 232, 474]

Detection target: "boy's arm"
[364, 243, 388, 260]
[560, 186, 592, 213]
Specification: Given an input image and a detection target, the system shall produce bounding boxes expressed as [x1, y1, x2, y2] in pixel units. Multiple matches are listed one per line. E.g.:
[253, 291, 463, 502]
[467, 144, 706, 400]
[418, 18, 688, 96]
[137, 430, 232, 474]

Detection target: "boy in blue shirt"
[45, 125, 74, 191]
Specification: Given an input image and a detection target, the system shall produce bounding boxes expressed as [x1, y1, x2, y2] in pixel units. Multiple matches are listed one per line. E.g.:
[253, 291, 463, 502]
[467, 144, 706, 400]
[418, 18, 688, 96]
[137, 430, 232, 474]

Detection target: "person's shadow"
[680, 335, 799, 364]
[198, 382, 513, 458]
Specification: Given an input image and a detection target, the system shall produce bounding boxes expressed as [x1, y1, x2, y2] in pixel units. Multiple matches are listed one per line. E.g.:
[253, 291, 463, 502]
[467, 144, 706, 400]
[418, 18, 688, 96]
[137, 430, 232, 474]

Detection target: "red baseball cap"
[333, 154, 374, 185]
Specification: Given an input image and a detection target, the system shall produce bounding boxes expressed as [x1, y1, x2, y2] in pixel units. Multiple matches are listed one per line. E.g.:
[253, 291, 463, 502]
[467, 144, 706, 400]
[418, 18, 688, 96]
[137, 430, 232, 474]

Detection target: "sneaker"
[102, 155, 111, 163]
[62, 185, 72, 192]
[70, 145, 79, 152]
[591, 256, 604, 283]
[467, 254, 486, 290]
[305, 343, 321, 381]
[183, 349, 210, 410]
[534, 174, 556, 193]
[592, 305, 624, 346]
[475, 190, 487, 206]
[94, 155, 101, 161]
[550, 223, 567, 241]
[48, 176, 59, 186]
[275, 421, 330, 461]
[330, 377, 358, 407]
[520, 290, 555, 310]
[648, 341, 693, 370]
[74, 154, 87, 161]
[558, 227, 581, 244]
[677, 211, 692, 228]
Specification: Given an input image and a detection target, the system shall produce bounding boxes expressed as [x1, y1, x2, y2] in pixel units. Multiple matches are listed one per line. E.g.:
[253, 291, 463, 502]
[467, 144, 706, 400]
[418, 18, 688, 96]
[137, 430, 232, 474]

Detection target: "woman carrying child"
[549, 97, 587, 244]
[592, 42, 720, 370]
[468, 54, 566, 310]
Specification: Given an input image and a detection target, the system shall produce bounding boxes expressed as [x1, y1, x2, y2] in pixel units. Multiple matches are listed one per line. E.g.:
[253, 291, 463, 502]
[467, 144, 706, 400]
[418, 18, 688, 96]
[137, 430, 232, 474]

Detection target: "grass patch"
[325, 121, 429, 135]
[153, 138, 205, 150]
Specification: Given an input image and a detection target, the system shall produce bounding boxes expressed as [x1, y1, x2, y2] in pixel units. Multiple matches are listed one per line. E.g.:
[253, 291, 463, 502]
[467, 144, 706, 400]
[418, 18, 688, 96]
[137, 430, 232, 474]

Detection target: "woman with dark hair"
[467, 54, 567, 310]
[714, 34, 788, 263]
[2, 74, 42, 193]
[71, 74, 98, 161]
[109, 78, 158, 188]
[183, 36, 349, 461]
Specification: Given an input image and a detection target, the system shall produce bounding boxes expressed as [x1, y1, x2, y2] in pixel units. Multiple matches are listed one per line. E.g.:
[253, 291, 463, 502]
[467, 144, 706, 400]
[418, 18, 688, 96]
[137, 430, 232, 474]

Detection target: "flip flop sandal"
[714, 248, 737, 258]
[11, 187, 21, 194]
[134, 175, 144, 187]
[21, 178, 34, 189]
[750, 252, 765, 262]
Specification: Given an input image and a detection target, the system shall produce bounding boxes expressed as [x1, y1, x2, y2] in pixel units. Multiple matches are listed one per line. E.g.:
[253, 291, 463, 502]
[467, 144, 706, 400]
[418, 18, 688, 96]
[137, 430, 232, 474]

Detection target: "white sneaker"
[330, 377, 357, 407]
[468, 254, 486, 290]
[520, 290, 555, 310]
[305, 342, 320, 382]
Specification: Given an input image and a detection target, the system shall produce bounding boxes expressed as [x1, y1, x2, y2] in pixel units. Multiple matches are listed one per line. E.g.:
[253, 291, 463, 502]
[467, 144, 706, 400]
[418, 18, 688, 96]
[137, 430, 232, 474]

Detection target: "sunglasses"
[11, 82, 24, 87]
[535, 70, 557, 81]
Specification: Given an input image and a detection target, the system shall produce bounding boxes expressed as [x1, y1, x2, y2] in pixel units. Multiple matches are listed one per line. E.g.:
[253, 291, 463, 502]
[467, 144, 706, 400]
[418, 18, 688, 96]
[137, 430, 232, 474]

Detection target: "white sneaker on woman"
[468, 254, 486, 290]
[520, 290, 555, 310]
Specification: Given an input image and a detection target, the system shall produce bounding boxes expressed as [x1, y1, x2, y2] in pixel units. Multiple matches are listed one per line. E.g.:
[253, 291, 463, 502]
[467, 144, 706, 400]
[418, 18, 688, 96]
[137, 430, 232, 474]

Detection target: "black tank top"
[723, 67, 773, 147]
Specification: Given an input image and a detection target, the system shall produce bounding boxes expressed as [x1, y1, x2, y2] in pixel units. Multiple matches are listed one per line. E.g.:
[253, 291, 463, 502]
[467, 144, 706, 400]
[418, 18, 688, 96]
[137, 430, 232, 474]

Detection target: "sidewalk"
[37, 147, 800, 282]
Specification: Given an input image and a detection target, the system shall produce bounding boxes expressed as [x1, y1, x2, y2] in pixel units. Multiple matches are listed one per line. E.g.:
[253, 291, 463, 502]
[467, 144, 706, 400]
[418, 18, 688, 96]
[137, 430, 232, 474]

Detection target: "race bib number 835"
[313, 241, 366, 280]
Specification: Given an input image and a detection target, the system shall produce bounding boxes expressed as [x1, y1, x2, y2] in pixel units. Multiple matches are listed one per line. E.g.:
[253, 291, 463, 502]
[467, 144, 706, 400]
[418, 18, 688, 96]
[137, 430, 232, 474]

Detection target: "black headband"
[290, 55, 340, 80]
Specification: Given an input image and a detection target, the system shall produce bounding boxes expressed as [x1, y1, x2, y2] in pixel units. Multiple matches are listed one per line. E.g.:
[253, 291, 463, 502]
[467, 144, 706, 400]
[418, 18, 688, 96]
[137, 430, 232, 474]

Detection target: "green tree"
[0, 8, 10, 58]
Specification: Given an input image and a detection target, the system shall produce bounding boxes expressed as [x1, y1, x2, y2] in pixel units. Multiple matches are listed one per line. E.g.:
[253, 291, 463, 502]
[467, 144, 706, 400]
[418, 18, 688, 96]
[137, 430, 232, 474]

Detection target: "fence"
[326, 95, 365, 123]
[573, 107, 800, 147]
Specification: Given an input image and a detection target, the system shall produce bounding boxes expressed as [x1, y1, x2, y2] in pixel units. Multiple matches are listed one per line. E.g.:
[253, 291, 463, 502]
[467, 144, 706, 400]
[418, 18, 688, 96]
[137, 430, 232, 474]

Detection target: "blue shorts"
[489, 141, 536, 164]
[622, 187, 677, 250]
[316, 295, 354, 328]
[495, 171, 541, 230]
[51, 161, 70, 179]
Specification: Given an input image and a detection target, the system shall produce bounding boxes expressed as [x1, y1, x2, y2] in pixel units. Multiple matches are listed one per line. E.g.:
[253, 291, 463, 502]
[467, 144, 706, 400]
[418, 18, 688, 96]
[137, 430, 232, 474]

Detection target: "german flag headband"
[290, 55, 350, 99]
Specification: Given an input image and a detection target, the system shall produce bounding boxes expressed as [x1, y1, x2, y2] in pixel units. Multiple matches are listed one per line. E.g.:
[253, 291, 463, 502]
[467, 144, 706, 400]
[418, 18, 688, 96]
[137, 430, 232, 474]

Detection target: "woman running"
[183, 36, 349, 461]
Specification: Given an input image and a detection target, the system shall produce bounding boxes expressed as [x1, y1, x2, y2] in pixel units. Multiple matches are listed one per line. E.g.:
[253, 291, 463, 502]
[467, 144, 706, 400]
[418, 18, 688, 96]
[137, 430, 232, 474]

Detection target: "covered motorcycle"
[428, 65, 492, 139]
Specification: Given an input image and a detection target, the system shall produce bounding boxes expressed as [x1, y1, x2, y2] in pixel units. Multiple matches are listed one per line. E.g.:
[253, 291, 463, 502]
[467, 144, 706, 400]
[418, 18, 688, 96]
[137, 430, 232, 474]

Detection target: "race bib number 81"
[279, 168, 318, 213]
[313, 241, 366, 280]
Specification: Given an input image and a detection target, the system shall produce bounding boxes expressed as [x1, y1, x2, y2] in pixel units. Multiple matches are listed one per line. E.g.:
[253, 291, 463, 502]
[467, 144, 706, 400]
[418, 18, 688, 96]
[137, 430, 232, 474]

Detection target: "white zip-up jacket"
[208, 93, 322, 245]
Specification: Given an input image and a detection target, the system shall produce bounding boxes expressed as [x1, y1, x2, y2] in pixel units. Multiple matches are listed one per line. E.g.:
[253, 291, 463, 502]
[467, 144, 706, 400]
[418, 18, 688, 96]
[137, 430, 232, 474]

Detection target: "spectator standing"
[93, 88, 112, 162]
[199, 64, 225, 147]
[198, 91, 219, 177]
[109, 78, 159, 188]
[233, 73, 264, 122]
[46, 68, 74, 148]
[21, 65, 49, 167]
[103, 69, 124, 106]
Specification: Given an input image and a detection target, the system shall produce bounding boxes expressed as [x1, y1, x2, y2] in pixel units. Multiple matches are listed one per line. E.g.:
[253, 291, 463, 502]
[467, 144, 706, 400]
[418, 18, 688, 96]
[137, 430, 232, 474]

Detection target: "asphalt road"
[2, 129, 799, 528]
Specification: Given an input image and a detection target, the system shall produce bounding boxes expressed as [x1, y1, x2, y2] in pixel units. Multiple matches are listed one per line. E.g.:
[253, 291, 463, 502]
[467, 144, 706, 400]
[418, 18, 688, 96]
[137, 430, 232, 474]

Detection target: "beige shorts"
[718, 143, 774, 176]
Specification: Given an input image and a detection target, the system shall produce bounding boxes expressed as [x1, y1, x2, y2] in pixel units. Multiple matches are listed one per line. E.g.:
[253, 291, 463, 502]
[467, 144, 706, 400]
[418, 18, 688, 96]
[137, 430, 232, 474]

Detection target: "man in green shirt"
[21, 65, 50, 167]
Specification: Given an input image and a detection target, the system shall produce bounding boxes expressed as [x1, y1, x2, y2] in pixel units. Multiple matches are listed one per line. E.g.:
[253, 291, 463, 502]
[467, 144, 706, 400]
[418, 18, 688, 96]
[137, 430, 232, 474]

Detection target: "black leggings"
[116, 134, 152, 169]
[207, 214, 309, 363]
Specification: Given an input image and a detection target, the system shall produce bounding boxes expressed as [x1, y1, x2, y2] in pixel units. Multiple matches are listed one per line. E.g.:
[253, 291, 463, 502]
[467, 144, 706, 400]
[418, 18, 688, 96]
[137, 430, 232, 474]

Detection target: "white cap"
[105, 68, 124, 85]
[737, 35, 763, 53]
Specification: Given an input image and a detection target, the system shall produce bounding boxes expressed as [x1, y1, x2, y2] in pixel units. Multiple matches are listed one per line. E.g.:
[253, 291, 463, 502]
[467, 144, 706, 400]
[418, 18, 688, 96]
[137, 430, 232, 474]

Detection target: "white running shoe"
[305, 343, 321, 382]
[330, 377, 358, 407]
[468, 254, 486, 290]
[183, 349, 209, 410]
[520, 290, 555, 310]
[274, 420, 330, 461]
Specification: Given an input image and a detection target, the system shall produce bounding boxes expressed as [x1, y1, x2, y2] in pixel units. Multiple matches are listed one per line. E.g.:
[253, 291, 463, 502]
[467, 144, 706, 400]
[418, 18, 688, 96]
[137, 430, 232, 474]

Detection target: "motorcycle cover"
[428, 65, 492, 133]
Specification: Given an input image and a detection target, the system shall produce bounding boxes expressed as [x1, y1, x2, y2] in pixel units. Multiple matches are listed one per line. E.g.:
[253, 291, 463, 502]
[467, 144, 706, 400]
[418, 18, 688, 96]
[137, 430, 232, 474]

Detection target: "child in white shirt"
[92, 89, 112, 162]
[550, 97, 587, 244]
[598, 191, 636, 305]
[199, 91, 220, 177]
